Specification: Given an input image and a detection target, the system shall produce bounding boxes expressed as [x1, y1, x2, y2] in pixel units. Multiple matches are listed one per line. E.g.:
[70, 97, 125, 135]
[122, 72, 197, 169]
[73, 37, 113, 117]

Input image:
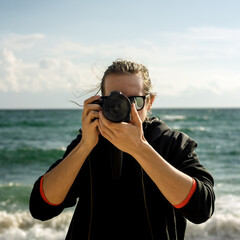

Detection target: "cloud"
[0, 28, 240, 107]
[0, 49, 95, 92]
[0, 33, 45, 52]
[0, 49, 22, 92]
[163, 27, 240, 42]
[154, 85, 240, 108]
[158, 27, 240, 61]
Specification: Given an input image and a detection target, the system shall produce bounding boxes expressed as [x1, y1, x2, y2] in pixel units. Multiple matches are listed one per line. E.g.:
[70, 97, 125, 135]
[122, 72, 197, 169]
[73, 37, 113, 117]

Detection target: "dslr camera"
[93, 91, 131, 123]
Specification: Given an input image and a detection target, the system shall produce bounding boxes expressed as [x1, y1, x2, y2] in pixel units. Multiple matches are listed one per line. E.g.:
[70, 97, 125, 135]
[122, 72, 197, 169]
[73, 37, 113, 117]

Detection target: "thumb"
[130, 103, 142, 126]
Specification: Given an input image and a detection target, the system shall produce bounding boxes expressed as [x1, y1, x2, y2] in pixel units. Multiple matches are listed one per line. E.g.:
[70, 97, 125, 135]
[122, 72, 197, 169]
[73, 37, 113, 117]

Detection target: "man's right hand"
[81, 95, 102, 150]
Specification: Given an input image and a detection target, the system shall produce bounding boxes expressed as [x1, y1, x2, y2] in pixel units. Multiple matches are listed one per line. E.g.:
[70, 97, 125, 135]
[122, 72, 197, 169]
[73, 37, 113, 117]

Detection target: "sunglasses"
[128, 95, 149, 111]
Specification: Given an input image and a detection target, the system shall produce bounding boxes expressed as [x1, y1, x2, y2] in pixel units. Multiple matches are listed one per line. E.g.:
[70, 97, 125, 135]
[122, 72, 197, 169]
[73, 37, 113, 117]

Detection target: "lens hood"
[102, 91, 131, 122]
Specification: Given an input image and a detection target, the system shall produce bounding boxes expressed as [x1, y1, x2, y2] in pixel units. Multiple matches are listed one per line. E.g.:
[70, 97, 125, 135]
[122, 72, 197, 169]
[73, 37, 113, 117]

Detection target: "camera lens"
[102, 92, 131, 122]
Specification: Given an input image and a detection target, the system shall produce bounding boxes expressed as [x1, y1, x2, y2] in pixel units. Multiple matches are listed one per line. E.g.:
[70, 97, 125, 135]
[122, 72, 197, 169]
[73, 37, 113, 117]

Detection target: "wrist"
[131, 139, 151, 159]
[74, 139, 94, 157]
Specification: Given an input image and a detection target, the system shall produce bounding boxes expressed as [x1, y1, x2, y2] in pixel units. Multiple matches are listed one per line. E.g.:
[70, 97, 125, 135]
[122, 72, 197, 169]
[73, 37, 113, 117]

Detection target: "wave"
[0, 147, 66, 166]
[0, 184, 32, 213]
[161, 115, 187, 121]
[1, 207, 240, 240]
[185, 194, 240, 239]
[159, 113, 211, 122]
[0, 121, 51, 128]
[171, 125, 208, 132]
[186, 214, 240, 240]
[0, 211, 72, 240]
[0, 120, 76, 128]
[0, 109, 81, 129]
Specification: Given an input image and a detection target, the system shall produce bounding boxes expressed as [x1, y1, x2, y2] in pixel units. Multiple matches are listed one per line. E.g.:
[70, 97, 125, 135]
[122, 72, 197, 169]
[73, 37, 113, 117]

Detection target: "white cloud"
[0, 49, 95, 93]
[158, 27, 240, 61]
[0, 49, 22, 92]
[0, 33, 45, 52]
[0, 28, 240, 108]
[162, 27, 240, 42]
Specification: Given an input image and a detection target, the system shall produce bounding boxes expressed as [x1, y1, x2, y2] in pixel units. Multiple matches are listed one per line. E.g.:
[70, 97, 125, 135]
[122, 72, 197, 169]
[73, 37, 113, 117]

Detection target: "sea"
[0, 108, 239, 240]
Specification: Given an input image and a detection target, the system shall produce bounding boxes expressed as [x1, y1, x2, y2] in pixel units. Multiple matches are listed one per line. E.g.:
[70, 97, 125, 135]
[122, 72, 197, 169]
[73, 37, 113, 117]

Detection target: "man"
[30, 60, 215, 239]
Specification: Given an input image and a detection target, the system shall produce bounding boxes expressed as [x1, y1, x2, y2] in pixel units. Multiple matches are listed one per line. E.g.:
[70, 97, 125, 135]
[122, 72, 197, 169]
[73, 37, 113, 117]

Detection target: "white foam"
[59, 146, 67, 151]
[216, 194, 240, 215]
[0, 182, 21, 188]
[186, 214, 240, 240]
[185, 194, 240, 240]
[0, 211, 72, 240]
[1, 194, 240, 240]
[162, 115, 186, 121]
[191, 126, 207, 131]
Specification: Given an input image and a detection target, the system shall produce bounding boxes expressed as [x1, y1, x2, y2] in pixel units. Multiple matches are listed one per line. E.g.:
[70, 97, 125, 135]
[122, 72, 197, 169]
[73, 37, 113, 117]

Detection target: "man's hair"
[100, 60, 154, 97]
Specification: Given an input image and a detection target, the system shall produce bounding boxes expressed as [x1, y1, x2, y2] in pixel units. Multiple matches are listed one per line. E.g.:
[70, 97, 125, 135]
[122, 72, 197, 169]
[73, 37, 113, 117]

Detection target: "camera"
[93, 91, 131, 123]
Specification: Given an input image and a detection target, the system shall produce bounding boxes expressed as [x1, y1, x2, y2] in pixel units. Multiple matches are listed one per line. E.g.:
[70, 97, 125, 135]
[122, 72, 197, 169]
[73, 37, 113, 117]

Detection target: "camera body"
[93, 91, 131, 123]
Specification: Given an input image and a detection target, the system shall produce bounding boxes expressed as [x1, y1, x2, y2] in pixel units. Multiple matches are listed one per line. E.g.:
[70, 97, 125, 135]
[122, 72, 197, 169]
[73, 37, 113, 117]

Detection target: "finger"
[82, 104, 101, 117]
[99, 111, 122, 131]
[98, 116, 114, 141]
[83, 95, 100, 106]
[82, 101, 102, 121]
[98, 112, 114, 134]
[84, 110, 100, 124]
[91, 118, 100, 133]
[130, 104, 142, 126]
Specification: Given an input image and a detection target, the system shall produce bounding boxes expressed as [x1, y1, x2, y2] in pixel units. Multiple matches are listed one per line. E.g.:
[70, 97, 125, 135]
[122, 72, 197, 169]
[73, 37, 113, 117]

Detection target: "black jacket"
[29, 117, 215, 240]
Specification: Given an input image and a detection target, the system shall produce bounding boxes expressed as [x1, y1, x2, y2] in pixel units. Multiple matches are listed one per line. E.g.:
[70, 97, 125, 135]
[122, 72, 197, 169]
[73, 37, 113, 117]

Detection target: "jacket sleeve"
[169, 132, 215, 224]
[29, 133, 88, 221]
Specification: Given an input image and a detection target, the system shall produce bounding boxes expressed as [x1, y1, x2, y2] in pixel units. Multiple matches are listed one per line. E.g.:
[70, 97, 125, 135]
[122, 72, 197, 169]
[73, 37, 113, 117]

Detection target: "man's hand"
[81, 95, 102, 150]
[98, 104, 146, 155]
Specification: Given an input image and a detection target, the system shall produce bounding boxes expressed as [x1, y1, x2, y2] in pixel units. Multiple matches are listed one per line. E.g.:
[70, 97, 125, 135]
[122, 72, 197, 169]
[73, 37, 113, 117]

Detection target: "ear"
[147, 95, 155, 111]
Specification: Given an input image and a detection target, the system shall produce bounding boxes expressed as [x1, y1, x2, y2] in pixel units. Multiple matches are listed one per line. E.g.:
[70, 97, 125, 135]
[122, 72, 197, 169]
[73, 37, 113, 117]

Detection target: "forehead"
[104, 73, 145, 96]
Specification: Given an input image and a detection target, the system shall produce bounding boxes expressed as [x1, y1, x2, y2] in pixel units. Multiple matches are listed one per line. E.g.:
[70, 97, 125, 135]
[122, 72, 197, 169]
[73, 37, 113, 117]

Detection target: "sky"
[0, 0, 240, 108]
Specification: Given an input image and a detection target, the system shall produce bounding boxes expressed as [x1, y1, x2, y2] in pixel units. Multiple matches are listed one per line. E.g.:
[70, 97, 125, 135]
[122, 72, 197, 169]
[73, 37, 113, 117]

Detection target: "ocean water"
[0, 108, 240, 240]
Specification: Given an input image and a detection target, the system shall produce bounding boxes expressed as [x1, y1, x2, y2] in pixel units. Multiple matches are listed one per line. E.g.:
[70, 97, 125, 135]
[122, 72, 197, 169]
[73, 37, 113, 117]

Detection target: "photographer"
[29, 60, 215, 240]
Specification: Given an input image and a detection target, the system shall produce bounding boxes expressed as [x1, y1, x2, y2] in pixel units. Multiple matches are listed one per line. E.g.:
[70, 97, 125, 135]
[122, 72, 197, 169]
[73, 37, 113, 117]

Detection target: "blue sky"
[0, 0, 240, 108]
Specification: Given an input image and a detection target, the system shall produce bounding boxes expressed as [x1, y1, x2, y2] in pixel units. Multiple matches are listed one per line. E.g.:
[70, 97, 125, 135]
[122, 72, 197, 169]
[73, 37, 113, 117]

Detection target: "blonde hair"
[99, 60, 154, 98]
[70, 60, 155, 108]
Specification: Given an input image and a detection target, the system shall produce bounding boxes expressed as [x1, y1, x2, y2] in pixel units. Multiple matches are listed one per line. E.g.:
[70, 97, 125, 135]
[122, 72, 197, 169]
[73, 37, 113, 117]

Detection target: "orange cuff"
[174, 178, 197, 209]
[40, 176, 62, 206]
